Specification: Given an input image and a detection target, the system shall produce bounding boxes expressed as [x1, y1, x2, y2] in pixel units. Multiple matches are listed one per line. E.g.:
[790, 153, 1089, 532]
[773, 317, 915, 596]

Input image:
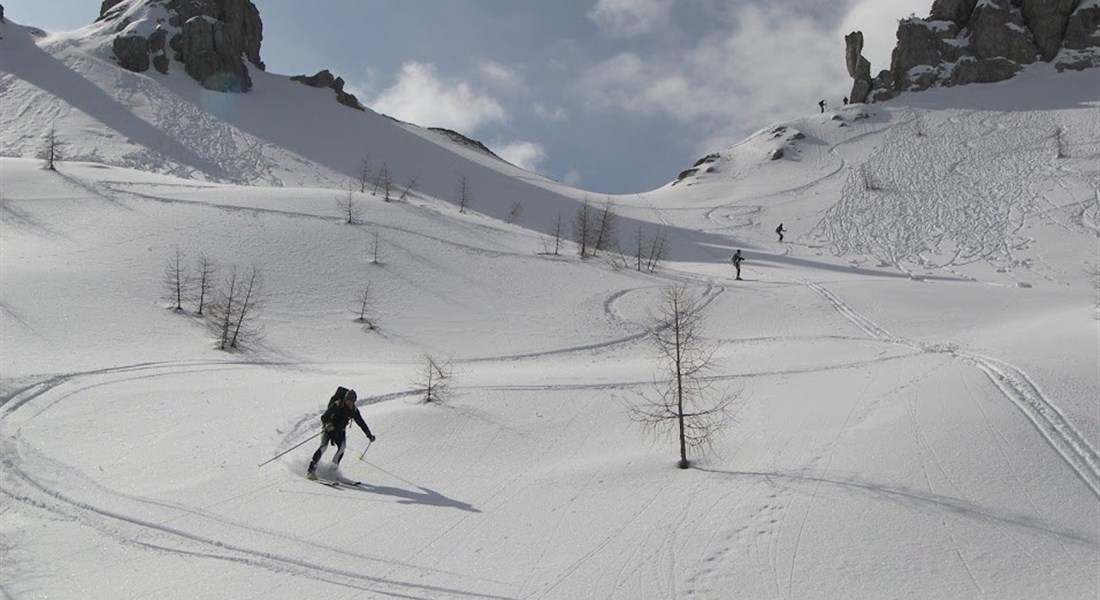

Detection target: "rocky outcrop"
[845, 32, 874, 103]
[290, 70, 364, 111]
[1022, 0, 1079, 61]
[846, 0, 1099, 103]
[102, 0, 264, 92]
[112, 34, 151, 72]
[1065, 2, 1100, 50]
[929, 0, 977, 25]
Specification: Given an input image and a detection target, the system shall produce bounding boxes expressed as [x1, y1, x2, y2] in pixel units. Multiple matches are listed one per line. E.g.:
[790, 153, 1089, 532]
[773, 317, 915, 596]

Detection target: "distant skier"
[776, 223, 786, 242]
[307, 387, 375, 479]
[818, 100, 826, 113]
[731, 249, 744, 280]
[843, 96, 849, 105]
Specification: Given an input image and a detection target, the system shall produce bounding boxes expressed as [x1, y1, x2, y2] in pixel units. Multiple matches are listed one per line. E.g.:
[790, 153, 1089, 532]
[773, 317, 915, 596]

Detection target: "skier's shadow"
[344, 480, 480, 513]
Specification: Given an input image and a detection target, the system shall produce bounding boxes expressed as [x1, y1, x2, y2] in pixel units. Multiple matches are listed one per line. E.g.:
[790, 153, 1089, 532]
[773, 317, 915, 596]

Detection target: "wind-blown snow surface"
[2, 15, 1099, 600]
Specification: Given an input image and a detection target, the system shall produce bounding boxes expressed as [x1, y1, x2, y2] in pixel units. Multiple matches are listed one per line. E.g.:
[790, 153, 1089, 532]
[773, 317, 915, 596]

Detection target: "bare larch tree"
[413, 354, 453, 404]
[163, 246, 189, 311]
[573, 196, 594, 257]
[209, 264, 265, 350]
[630, 285, 736, 469]
[373, 163, 394, 201]
[194, 253, 216, 315]
[38, 125, 67, 171]
[455, 175, 472, 214]
[592, 196, 619, 257]
[337, 185, 363, 224]
[352, 281, 374, 329]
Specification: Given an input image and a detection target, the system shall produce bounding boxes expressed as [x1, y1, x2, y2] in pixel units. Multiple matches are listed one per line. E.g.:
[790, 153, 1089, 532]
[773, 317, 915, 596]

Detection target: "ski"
[306, 475, 361, 487]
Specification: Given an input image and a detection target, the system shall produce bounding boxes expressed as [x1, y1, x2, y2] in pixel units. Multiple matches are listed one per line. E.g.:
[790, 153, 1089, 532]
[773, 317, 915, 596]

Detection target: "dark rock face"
[1022, 0, 1079, 61]
[846, 0, 1099, 103]
[113, 34, 151, 72]
[929, 0, 978, 25]
[178, 14, 253, 91]
[103, 0, 264, 92]
[98, 0, 125, 21]
[967, 1, 1038, 63]
[291, 69, 365, 111]
[1064, 3, 1100, 50]
[167, 0, 263, 73]
[1, 3, 6, 24]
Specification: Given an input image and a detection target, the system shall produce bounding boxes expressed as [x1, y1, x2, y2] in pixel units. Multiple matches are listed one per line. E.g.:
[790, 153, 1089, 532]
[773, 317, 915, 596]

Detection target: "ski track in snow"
[802, 279, 1100, 501]
[0, 274, 973, 599]
[0, 365, 520, 599]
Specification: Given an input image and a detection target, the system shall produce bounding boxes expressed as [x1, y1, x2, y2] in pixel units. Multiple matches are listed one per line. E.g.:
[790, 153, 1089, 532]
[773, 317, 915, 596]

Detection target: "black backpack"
[328, 386, 349, 409]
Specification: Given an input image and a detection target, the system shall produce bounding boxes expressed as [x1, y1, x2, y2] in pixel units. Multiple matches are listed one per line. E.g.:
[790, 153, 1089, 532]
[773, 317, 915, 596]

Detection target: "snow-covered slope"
[1, 11, 1098, 600]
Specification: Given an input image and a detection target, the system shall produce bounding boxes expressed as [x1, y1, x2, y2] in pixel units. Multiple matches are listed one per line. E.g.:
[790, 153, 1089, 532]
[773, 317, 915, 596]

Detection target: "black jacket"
[321, 400, 373, 438]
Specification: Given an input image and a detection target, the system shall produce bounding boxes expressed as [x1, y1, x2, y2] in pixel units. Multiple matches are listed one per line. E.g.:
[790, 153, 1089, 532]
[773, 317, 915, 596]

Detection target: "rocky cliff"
[847, 0, 1100, 103]
[99, 0, 264, 92]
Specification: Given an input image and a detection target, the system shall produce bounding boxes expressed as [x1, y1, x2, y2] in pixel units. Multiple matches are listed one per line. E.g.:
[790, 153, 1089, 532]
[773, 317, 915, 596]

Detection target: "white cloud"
[577, 3, 852, 152]
[367, 61, 507, 133]
[587, 0, 673, 37]
[534, 103, 568, 122]
[477, 60, 524, 91]
[495, 140, 547, 172]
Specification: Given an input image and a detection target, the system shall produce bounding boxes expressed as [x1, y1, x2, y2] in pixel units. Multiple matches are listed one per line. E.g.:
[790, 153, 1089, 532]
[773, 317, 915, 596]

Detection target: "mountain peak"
[99, 0, 264, 92]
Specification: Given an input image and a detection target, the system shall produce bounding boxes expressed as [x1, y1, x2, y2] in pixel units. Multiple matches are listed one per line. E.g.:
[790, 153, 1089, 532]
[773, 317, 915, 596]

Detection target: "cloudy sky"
[3, 0, 930, 193]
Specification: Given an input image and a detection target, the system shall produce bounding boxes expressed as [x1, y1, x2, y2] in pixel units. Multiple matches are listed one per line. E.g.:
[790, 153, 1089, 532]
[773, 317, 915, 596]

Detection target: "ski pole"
[258, 430, 322, 467]
[358, 438, 373, 461]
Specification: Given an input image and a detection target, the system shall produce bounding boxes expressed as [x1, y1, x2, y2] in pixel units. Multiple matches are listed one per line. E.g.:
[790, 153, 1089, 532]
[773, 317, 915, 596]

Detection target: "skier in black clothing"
[307, 387, 375, 479]
[776, 223, 786, 242]
[818, 99, 826, 113]
[731, 249, 744, 280]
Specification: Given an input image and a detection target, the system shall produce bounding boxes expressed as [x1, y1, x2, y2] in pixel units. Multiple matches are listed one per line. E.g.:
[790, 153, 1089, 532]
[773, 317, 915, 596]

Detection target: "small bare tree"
[210, 267, 239, 350]
[38, 125, 67, 171]
[369, 230, 382, 265]
[541, 212, 565, 255]
[506, 200, 524, 224]
[337, 185, 364, 224]
[163, 246, 189, 311]
[352, 282, 375, 329]
[1055, 126, 1066, 159]
[358, 156, 373, 193]
[413, 354, 453, 404]
[373, 163, 394, 201]
[455, 175, 472, 214]
[208, 264, 265, 351]
[194, 253, 216, 315]
[550, 212, 564, 255]
[228, 265, 264, 349]
[397, 175, 419, 202]
[573, 196, 594, 257]
[644, 227, 669, 273]
[630, 285, 737, 469]
[592, 196, 619, 256]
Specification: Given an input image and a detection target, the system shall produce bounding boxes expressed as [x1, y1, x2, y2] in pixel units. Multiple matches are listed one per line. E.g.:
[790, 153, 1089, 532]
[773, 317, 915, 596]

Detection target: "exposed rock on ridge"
[101, 0, 264, 92]
[846, 0, 1099, 103]
[290, 70, 364, 111]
